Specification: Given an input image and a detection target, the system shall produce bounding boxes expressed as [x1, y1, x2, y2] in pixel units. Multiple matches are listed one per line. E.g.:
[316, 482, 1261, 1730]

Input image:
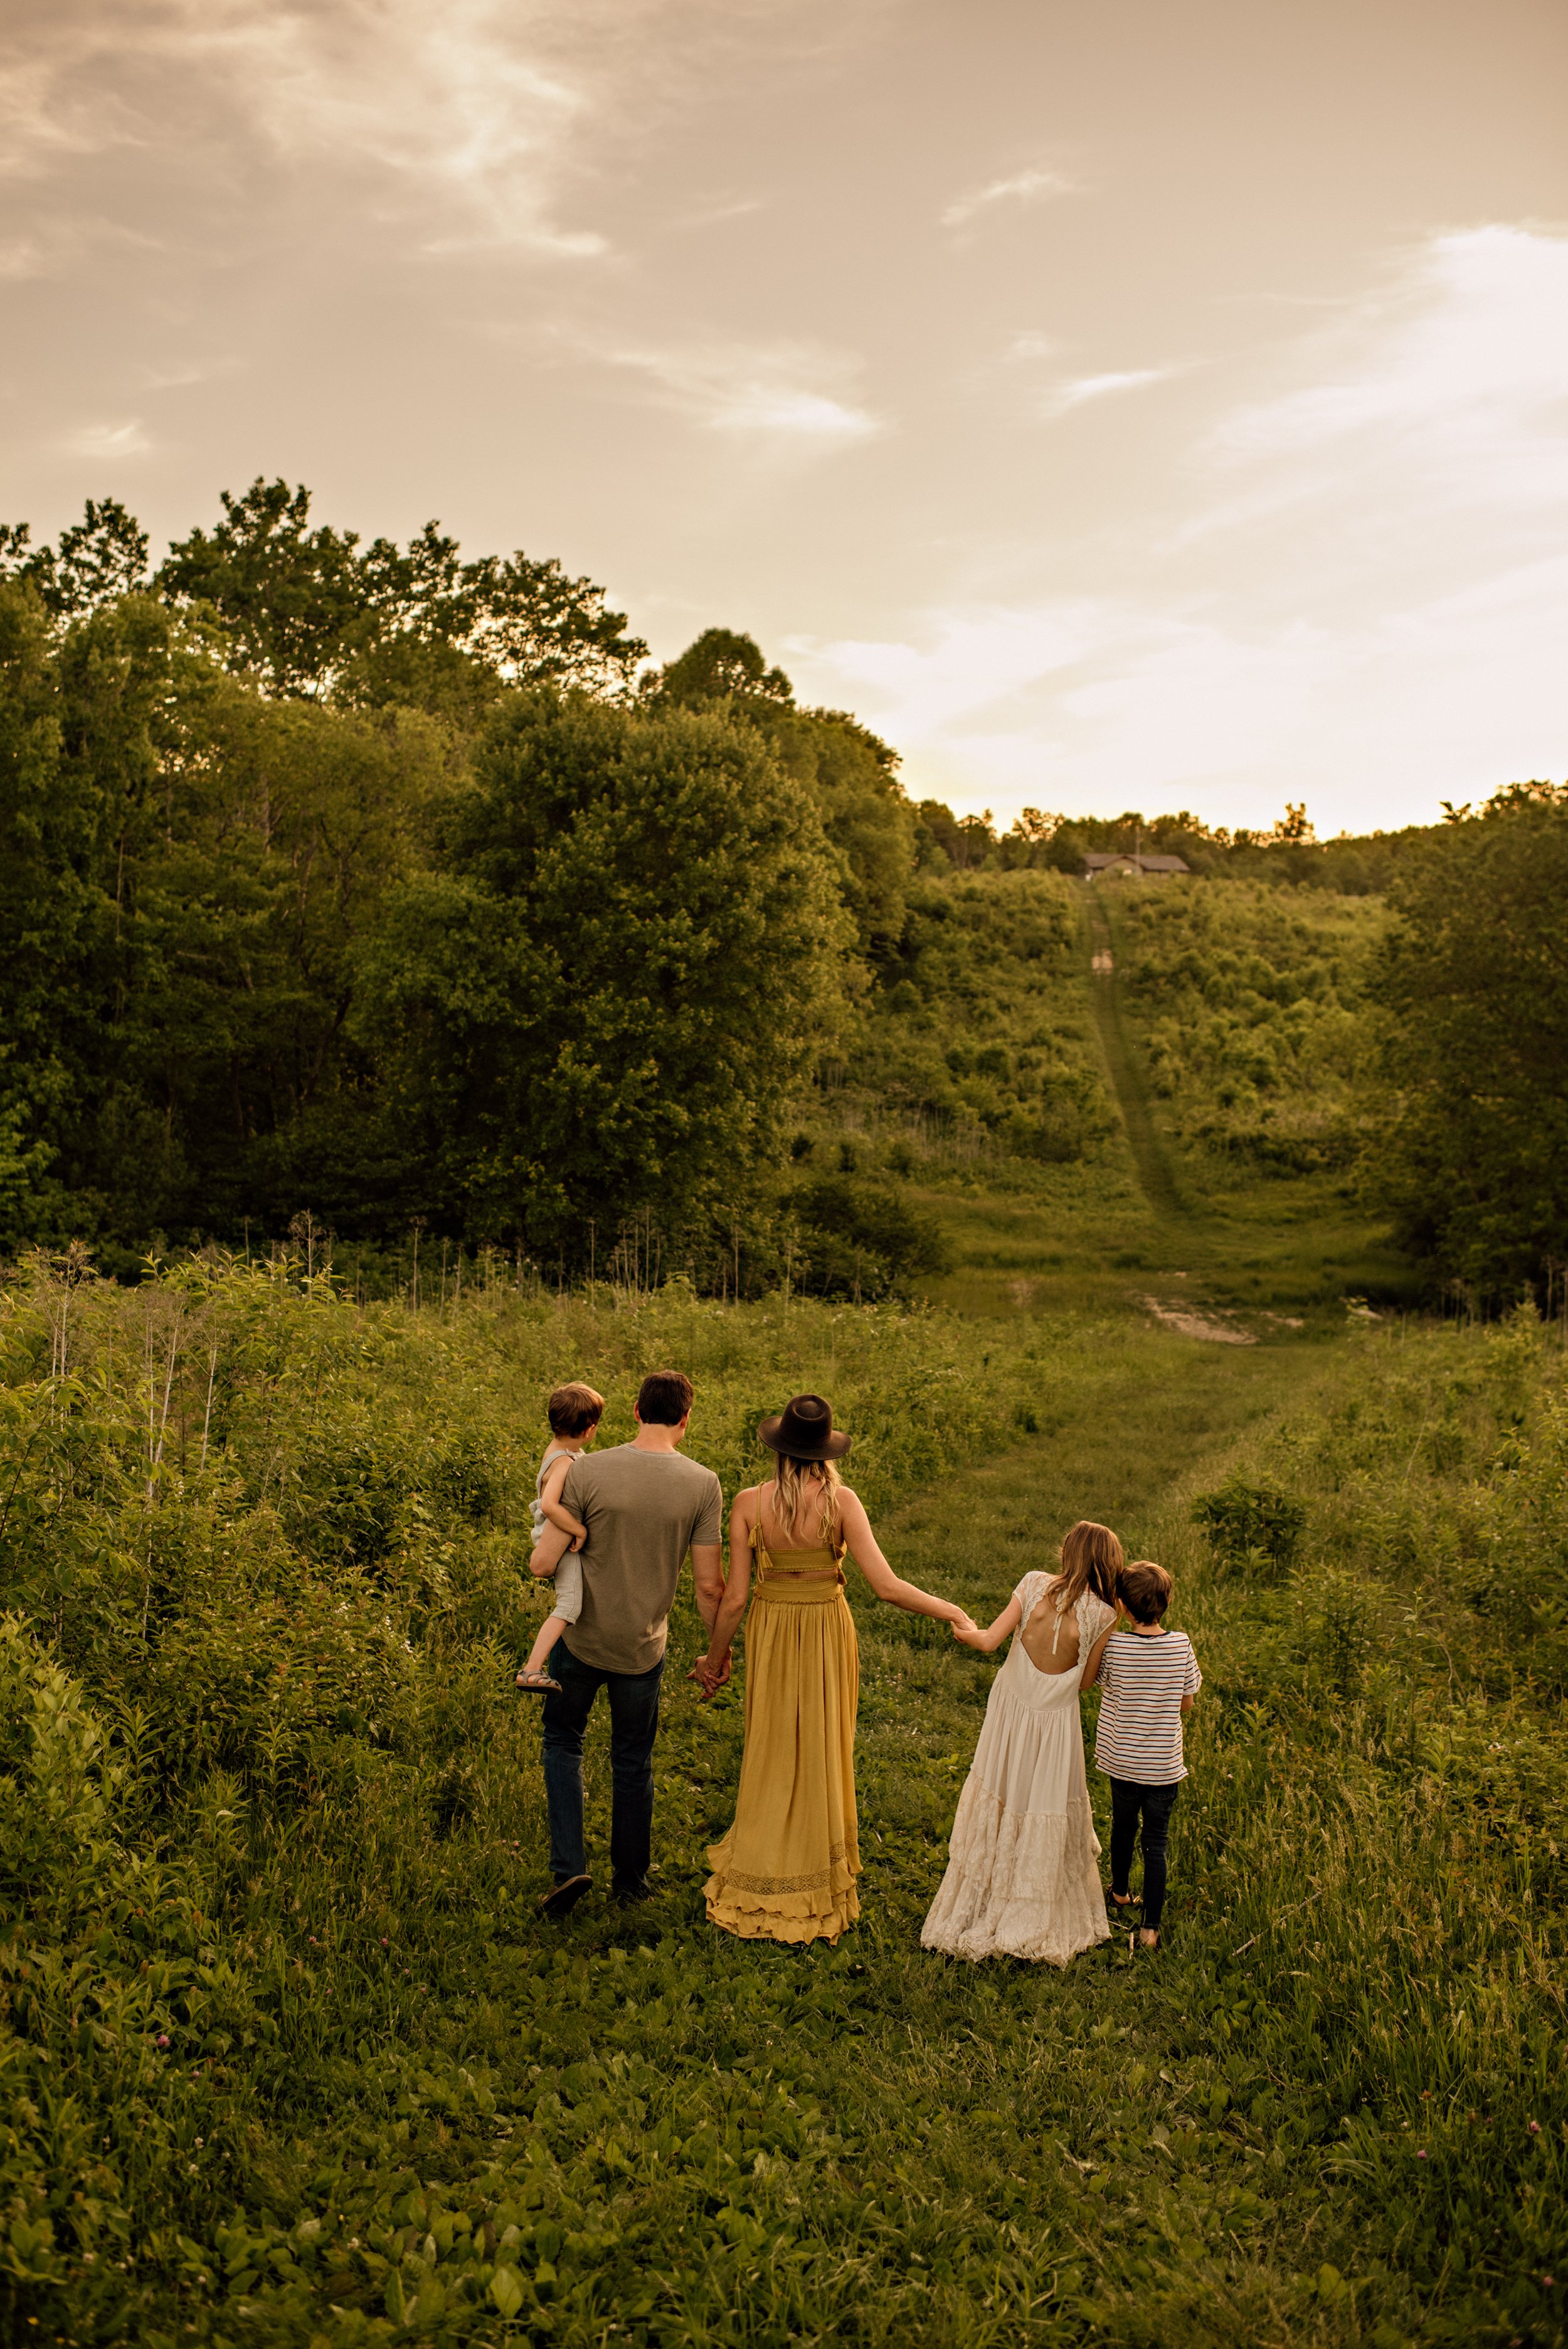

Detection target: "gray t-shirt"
[558, 1444, 723, 1674]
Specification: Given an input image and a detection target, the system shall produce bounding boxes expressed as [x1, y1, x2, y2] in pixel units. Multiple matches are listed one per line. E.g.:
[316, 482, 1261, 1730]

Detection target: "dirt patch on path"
[1139, 1293, 1258, 1345]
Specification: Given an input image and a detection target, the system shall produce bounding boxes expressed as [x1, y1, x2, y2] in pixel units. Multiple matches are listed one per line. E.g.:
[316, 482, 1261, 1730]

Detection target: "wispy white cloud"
[1045, 366, 1175, 415]
[803, 603, 1096, 738]
[666, 193, 766, 233]
[1216, 228, 1568, 459]
[0, 36, 136, 179]
[136, 356, 235, 393]
[215, 1, 607, 257]
[600, 336, 881, 446]
[64, 418, 151, 458]
[710, 387, 877, 440]
[0, 0, 610, 257]
[1173, 225, 1568, 577]
[0, 235, 46, 277]
[941, 166, 1077, 231]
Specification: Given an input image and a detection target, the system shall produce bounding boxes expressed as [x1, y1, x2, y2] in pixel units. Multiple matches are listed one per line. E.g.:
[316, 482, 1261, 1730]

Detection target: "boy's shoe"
[516, 1669, 563, 1694]
[1107, 1889, 1140, 1912]
[612, 1880, 650, 1907]
[539, 1874, 592, 1917]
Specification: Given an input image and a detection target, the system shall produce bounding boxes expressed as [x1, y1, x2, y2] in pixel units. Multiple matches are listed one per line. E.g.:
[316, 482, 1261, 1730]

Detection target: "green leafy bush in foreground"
[1190, 1476, 1308, 1575]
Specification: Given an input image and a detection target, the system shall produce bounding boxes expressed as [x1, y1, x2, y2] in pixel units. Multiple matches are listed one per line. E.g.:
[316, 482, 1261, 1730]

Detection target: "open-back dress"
[704, 1510, 861, 1945]
[921, 1571, 1113, 1965]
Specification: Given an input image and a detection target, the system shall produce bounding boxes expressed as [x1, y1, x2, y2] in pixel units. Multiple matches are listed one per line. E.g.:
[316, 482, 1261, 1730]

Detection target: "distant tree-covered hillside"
[3, 487, 1565, 1301]
[1111, 881, 1384, 1177]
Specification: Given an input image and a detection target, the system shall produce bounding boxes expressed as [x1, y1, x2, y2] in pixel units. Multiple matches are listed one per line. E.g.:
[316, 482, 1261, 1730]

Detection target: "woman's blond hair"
[770, 1453, 843, 1549]
[1052, 1520, 1123, 1616]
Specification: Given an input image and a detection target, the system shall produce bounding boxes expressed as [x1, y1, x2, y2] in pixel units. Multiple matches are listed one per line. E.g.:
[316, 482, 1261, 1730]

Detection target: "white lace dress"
[921, 1574, 1114, 1966]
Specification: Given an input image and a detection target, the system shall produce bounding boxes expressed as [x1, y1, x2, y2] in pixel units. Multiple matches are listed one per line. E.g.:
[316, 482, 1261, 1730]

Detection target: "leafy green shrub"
[1191, 1474, 1307, 1572]
[792, 1174, 952, 1298]
[1298, 1567, 1370, 1697]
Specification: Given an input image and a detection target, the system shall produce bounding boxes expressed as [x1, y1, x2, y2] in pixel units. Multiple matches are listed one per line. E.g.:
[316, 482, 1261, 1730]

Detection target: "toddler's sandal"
[516, 1669, 563, 1694]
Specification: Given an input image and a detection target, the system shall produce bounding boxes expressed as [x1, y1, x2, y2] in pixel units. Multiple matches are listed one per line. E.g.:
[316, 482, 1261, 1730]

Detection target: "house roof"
[1081, 851, 1190, 874]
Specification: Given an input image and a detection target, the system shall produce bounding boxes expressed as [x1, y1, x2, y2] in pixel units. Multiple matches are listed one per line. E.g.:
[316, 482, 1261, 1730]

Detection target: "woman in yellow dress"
[696, 1394, 975, 1944]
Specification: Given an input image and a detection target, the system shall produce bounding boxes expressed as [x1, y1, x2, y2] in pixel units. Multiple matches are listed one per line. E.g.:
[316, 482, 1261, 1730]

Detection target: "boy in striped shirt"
[1089, 1562, 1201, 1950]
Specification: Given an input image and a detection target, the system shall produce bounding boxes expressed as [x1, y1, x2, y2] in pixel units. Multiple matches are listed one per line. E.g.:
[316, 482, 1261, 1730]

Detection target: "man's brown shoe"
[539, 1874, 592, 1917]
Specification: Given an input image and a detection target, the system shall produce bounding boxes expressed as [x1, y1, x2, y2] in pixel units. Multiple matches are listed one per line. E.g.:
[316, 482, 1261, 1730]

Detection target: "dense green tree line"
[3, 486, 1565, 1298]
[921, 796, 1433, 894]
[1374, 782, 1568, 1293]
[0, 493, 913, 1277]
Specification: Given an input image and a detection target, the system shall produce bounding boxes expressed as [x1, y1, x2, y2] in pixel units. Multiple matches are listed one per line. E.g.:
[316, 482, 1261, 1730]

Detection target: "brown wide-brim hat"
[758, 1392, 851, 1461]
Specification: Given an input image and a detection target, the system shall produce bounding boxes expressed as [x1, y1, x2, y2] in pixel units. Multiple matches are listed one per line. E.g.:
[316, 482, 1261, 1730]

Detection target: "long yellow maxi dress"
[704, 1517, 862, 1944]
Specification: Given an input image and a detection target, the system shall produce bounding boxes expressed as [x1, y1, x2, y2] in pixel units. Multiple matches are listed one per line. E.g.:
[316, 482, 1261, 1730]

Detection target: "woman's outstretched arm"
[691, 1490, 755, 1699]
[953, 1594, 1021, 1653]
[838, 1488, 975, 1631]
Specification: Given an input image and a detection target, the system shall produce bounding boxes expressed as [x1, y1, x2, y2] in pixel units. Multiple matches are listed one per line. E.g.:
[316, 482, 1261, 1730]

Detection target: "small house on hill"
[1081, 851, 1190, 881]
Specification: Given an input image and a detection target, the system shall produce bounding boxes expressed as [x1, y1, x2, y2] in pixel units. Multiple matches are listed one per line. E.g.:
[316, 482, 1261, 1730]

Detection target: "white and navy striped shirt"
[1094, 1628, 1202, 1785]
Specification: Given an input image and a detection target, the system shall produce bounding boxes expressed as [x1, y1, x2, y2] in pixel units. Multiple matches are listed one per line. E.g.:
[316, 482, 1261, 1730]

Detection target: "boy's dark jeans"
[1108, 1776, 1181, 1929]
[540, 1638, 664, 1896]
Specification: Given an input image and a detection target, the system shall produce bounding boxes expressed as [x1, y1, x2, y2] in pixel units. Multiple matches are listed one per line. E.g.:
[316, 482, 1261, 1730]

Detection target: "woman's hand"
[950, 1615, 985, 1648]
[688, 1650, 731, 1701]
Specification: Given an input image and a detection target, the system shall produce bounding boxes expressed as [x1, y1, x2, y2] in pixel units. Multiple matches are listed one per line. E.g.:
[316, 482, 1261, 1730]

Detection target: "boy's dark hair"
[1118, 1561, 1173, 1625]
[548, 1382, 604, 1438]
[636, 1369, 693, 1426]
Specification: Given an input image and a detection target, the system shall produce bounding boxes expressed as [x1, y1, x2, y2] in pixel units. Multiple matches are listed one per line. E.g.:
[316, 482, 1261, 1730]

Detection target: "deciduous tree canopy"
[354, 694, 850, 1250]
[0, 494, 891, 1273]
[1375, 784, 1568, 1288]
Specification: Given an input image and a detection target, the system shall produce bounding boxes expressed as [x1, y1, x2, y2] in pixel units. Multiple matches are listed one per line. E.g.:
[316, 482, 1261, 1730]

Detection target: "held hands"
[687, 1650, 733, 1702]
[950, 1613, 985, 1648]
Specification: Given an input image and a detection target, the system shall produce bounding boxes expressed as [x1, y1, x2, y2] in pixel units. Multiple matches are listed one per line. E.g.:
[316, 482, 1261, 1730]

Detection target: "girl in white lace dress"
[922, 1521, 1123, 1966]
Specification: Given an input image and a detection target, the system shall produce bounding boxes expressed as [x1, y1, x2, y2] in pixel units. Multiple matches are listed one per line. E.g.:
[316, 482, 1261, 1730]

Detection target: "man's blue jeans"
[539, 1638, 664, 1894]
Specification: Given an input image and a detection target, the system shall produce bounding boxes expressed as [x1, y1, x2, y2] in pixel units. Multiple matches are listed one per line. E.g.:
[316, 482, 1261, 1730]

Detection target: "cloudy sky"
[3, 0, 1565, 833]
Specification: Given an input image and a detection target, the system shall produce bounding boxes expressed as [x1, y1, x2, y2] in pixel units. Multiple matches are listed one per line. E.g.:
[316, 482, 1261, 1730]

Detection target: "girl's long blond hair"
[1052, 1520, 1123, 1615]
[768, 1453, 844, 1548]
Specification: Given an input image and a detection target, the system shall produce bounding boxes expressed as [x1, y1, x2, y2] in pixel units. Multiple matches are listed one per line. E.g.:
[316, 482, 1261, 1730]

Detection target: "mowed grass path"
[1084, 893, 1186, 1223]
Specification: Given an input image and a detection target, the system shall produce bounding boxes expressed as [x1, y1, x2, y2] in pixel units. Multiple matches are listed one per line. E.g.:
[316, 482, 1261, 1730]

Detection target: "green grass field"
[4, 879, 1564, 2347]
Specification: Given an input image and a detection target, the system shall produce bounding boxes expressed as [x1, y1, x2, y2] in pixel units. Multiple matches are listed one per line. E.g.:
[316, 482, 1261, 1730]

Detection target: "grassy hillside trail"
[919, 884, 1406, 1336]
[1084, 892, 1187, 1228]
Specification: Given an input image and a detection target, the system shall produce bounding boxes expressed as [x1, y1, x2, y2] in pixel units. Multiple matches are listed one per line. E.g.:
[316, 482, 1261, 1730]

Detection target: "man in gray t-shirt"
[527, 1369, 723, 1914]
